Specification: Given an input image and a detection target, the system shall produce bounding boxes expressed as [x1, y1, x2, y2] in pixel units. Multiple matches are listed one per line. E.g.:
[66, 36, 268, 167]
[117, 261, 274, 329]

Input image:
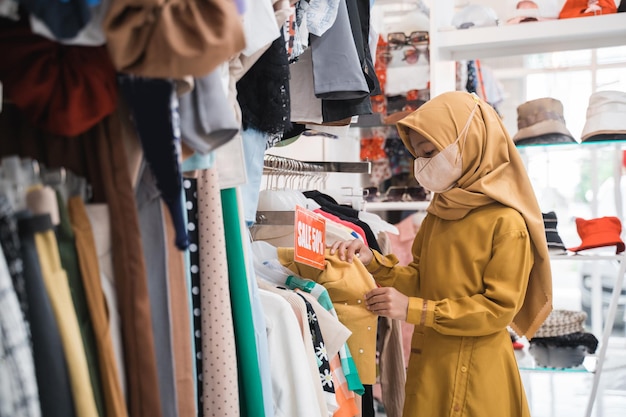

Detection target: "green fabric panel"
[55, 191, 106, 417]
[220, 188, 266, 417]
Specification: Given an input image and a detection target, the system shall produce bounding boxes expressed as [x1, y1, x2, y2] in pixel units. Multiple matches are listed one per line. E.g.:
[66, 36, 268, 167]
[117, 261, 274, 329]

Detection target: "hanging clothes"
[54, 191, 106, 417]
[68, 197, 129, 417]
[183, 177, 203, 415]
[277, 248, 378, 385]
[220, 188, 266, 417]
[136, 165, 179, 417]
[162, 201, 197, 417]
[17, 213, 77, 417]
[0, 198, 41, 417]
[257, 287, 327, 417]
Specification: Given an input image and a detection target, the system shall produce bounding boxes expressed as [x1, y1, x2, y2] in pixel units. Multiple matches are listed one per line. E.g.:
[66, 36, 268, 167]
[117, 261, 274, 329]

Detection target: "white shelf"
[362, 201, 430, 212]
[435, 14, 626, 61]
[549, 253, 625, 261]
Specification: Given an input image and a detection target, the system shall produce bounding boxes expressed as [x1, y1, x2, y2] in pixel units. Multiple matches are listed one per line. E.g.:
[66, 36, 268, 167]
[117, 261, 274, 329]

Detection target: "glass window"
[524, 50, 592, 69]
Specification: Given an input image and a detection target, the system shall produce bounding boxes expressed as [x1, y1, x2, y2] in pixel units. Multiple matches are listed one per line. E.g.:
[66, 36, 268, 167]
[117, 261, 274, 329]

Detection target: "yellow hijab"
[396, 91, 552, 339]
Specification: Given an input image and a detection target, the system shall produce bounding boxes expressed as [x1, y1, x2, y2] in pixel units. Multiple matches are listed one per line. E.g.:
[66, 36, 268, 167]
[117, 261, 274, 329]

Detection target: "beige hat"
[513, 97, 576, 145]
[533, 309, 587, 338]
[581, 90, 626, 142]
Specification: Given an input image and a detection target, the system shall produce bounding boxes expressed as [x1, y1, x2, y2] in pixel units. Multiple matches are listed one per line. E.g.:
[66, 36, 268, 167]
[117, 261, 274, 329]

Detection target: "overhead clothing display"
[0, 0, 393, 415]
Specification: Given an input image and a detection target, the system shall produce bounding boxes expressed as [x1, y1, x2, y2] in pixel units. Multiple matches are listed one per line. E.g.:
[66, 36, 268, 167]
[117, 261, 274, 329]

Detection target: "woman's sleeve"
[404, 229, 533, 336]
[364, 229, 423, 297]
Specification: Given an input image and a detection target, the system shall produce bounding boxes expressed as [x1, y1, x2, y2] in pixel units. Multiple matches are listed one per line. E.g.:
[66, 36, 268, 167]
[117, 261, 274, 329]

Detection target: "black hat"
[542, 211, 566, 254]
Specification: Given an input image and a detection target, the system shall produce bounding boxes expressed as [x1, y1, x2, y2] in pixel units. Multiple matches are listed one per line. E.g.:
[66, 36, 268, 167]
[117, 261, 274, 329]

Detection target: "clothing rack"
[256, 155, 371, 225]
[263, 154, 371, 174]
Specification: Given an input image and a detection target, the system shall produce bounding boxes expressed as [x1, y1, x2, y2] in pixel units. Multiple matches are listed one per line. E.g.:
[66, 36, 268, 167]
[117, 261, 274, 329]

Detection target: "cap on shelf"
[581, 90, 626, 142]
[568, 216, 626, 254]
[452, 4, 499, 29]
[512, 97, 576, 145]
[559, 0, 617, 19]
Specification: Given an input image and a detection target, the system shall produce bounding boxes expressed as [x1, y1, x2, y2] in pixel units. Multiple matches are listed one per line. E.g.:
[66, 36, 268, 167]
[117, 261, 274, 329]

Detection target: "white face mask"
[413, 98, 479, 193]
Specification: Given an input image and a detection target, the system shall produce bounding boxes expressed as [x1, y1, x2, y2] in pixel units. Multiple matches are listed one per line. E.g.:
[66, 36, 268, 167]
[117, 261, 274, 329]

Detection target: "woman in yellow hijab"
[330, 91, 552, 416]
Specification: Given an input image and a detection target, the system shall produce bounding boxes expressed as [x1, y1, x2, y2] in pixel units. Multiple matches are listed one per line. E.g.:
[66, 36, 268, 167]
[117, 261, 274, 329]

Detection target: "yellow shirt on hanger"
[277, 247, 378, 385]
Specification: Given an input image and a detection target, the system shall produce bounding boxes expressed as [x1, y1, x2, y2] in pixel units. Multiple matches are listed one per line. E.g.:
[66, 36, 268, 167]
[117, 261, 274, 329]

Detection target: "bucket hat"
[512, 97, 576, 145]
[559, 0, 617, 19]
[506, 1, 555, 24]
[568, 216, 625, 254]
[452, 4, 499, 29]
[581, 90, 626, 142]
[533, 309, 587, 338]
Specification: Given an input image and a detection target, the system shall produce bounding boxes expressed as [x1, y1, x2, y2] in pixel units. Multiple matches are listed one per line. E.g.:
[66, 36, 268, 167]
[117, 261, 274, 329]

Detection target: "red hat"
[0, 17, 117, 137]
[559, 0, 617, 19]
[568, 216, 625, 254]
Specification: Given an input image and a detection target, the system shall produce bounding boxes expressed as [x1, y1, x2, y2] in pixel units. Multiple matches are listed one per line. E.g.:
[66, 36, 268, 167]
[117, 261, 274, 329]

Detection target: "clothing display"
[1, 2, 625, 417]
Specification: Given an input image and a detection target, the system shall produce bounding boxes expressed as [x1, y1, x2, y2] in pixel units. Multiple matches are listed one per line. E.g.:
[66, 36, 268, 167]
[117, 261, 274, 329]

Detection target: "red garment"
[559, 0, 617, 18]
[0, 17, 117, 136]
[313, 209, 368, 244]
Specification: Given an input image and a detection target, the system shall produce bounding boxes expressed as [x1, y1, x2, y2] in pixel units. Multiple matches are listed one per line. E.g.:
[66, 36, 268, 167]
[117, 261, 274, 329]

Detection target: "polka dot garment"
[183, 177, 203, 415]
[196, 168, 240, 416]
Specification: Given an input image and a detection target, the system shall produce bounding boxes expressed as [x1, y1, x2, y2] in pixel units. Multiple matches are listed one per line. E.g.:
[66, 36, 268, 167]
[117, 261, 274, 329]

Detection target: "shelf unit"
[435, 13, 626, 62]
[428, 3, 626, 416]
[548, 252, 626, 417]
[429, 2, 626, 96]
[361, 200, 430, 212]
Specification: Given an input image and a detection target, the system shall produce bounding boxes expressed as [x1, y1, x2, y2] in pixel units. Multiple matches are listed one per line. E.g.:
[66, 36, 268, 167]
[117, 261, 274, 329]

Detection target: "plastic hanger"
[250, 240, 294, 286]
[0, 156, 35, 211]
[358, 211, 400, 236]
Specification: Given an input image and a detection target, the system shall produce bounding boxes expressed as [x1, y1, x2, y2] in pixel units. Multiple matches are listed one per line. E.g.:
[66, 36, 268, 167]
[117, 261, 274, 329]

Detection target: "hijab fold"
[396, 91, 552, 339]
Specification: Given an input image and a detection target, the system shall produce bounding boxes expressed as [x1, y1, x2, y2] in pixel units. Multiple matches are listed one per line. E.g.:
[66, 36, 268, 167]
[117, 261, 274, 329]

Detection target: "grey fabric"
[17, 213, 76, 417]
[179, 69, 239, 154]
[310, 0, 369, 100]
[135, 163, 178, 417]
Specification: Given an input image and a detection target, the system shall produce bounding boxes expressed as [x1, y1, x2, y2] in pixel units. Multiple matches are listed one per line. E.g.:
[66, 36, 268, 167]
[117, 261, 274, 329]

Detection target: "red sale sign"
[294, 205, 326, 270]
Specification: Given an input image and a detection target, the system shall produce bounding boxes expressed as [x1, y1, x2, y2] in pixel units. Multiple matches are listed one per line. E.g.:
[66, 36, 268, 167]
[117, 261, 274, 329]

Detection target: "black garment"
[303, 190, 382, 252]
[17, 213, 77, 417]
[184, 177, 203, 416]
[296, 293, 335, 394]
[618, 0, 625, 12]
[346, 0, 381, 96]
[322, 96, 373, 124]
[466, 60, 477, 94]
[18, 0, 90, 39]
[362, 384, 375, 417]
[118, 75, 189, 249]
[237, 27, 291, 147]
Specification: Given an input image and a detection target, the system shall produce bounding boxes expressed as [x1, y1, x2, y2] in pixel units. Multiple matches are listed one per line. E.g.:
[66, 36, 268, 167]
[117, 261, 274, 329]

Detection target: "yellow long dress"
[366, 202, 533, 417]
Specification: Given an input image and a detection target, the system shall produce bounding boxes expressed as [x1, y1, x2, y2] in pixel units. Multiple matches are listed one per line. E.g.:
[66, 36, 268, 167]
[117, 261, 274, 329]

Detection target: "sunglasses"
[363, 186, 429, 202]
[387, 31, 429, 49]
[380, 45, 430, 66]
[383, 186, 429, 202]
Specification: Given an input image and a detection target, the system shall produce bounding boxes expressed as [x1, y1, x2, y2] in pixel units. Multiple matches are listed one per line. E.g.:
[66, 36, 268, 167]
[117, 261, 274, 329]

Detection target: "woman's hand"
[364, 287, 409, 321]
[329, 239, 374, 265]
